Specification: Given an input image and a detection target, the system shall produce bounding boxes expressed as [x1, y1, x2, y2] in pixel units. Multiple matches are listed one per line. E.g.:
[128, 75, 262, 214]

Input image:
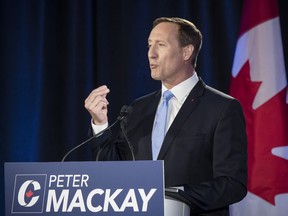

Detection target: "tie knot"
[163, 90, 174, 102]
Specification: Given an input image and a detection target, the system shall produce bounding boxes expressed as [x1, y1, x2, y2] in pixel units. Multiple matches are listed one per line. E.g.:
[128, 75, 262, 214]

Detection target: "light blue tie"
[152, 90, 174, 160]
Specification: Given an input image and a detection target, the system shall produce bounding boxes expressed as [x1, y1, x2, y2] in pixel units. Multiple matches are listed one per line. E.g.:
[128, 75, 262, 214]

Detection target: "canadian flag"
[229, 0, 288, 215]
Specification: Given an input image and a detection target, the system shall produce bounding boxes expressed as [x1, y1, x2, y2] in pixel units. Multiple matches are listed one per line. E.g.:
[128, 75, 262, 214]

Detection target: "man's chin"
[151, 72, 161, 81]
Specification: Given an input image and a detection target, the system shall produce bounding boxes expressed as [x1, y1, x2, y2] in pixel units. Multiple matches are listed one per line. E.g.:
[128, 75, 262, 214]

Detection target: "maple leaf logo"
[230, 61, 288, 205]
[25, 190, 33, 198]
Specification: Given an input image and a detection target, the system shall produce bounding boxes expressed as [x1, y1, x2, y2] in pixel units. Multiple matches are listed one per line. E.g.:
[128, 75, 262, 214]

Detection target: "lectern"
[5, 161, 190, 216]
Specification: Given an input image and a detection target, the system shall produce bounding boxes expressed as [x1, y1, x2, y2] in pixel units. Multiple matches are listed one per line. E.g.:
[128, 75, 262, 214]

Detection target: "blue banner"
[5, 161, 164, 216]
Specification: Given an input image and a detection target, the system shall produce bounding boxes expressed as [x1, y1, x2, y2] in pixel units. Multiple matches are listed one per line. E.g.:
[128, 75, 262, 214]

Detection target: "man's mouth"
[150, 64, 158, 69]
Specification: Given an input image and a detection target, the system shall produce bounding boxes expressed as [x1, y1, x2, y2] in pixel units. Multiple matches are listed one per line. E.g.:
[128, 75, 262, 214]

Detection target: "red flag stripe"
[239, 0, 278, 36]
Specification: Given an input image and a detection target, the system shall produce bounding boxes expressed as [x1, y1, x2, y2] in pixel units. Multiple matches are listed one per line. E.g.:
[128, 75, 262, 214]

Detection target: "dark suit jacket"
[90, 78, 247, 216]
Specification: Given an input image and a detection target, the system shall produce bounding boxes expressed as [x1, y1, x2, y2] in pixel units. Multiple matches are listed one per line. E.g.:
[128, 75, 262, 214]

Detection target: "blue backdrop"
[1, 0, 287, 214]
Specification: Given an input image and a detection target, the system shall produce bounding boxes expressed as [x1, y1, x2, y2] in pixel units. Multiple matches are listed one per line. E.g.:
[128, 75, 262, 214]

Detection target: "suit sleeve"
[89, 127, 122, 161]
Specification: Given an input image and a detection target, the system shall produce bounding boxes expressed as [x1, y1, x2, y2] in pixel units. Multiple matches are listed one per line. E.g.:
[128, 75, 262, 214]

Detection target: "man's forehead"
[148, 22, 179, 41]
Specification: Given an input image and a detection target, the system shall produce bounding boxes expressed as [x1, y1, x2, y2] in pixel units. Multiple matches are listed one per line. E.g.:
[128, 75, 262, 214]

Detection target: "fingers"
[84, 85, 110, 124]
[85, 85, 110, 104]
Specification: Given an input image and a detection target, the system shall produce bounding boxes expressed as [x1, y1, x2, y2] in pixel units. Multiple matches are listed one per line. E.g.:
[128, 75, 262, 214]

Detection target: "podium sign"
[5, 161, 164, 216]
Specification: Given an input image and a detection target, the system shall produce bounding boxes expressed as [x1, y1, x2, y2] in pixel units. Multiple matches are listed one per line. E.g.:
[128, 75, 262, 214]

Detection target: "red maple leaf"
[25, 190, 33, 198]
[230, 61, 288, 205]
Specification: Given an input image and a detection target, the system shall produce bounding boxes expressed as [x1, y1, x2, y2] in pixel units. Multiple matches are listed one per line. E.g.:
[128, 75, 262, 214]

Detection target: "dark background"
[1, 0, 287, 213]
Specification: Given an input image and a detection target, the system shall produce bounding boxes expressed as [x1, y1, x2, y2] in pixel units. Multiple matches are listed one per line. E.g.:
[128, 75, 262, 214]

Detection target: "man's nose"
[148, 45, 157, 59]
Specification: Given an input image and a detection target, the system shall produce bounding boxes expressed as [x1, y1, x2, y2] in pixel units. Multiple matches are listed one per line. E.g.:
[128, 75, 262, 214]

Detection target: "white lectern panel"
[165, 196, 190, 216]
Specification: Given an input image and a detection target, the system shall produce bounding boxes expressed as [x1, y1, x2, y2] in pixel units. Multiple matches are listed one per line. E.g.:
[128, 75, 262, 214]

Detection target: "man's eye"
[158, 43, 165, 46]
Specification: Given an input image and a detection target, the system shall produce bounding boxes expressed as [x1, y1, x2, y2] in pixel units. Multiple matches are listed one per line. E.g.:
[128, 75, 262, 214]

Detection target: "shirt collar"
[161, 72, 199, 103]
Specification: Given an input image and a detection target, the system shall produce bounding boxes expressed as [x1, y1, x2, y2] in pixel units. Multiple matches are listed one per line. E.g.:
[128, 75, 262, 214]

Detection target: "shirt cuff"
[91, 119, 108, 135]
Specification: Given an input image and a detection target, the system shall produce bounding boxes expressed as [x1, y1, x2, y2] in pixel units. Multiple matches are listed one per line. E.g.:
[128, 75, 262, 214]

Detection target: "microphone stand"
[61, 105, 130, 162]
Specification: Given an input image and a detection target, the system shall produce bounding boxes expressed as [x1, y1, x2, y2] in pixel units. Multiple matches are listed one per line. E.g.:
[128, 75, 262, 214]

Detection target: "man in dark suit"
[85, 17, 247, 216]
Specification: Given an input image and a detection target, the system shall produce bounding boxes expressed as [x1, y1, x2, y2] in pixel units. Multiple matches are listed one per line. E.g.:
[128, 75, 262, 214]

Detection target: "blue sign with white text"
[5, 161, 164, 216]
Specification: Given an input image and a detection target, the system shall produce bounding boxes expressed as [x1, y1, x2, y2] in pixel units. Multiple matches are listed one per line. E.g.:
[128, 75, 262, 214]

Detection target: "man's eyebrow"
[148, 39, 166, 43]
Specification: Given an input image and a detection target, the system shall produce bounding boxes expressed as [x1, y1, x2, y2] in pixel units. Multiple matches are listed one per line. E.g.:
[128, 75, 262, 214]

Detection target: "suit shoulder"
[201, 84, 244, 111]
[127, 90, 160, 119]
[132, 90, 160, 104]
[204, 84, 240, 104]
[196, 77, 236, 102]
[205, 85, 233, 100]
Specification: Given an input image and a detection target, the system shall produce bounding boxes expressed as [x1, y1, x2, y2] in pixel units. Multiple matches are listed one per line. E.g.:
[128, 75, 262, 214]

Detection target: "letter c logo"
[18, 180, 41, 207]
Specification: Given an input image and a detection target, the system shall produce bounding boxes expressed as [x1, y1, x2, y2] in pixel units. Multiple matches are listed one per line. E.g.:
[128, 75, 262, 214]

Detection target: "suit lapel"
[134, 90, 161, 160]
[157, 79, 206, 159]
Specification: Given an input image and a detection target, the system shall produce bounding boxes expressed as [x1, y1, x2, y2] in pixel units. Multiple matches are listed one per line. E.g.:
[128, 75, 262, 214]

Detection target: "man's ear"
[183, 44, 194, 61]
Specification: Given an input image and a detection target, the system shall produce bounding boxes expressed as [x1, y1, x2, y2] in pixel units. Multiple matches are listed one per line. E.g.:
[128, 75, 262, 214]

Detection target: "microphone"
[61, 105, 132, 162]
